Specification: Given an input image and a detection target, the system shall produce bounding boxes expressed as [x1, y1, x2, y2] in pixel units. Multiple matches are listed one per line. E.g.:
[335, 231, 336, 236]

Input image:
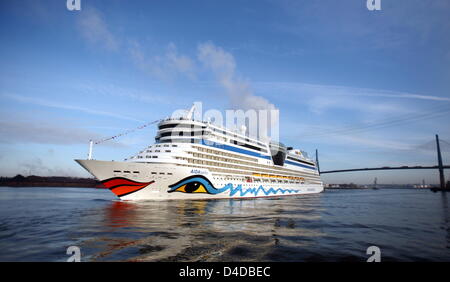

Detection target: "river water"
[0, 187, 448, 261]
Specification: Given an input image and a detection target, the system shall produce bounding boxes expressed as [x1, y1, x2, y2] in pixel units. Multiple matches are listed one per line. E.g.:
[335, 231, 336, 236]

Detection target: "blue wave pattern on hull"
[168, 176, 300, 196]
[227, 185, 300, 197]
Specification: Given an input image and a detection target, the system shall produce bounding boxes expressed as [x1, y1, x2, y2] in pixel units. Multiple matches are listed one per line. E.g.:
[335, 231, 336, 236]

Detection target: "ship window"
[133, 171, 139, 174]
[151, 172, 157, 174]
[158, 123, 178, 129]
[113, 170, 121, 173]
[152, 156, 158, 158]
[165, 150, 171, 152]
[158, 123, 198, 130]
[286, 156, 315, 166]
[124, 171, 131, 173]
[168, 173, 173, 175]
[159, 172, 165, 175]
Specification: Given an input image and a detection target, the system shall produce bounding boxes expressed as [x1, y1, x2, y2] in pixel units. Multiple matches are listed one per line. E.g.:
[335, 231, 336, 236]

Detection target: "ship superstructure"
[76, 106, 323, 200]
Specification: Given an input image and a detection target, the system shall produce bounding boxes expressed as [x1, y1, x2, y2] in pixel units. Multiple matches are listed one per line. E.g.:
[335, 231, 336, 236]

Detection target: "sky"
[0, 0, 449, 184]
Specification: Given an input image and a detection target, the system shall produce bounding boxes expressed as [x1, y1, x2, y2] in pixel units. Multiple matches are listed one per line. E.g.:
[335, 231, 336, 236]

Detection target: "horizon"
[1, 173, 443, 187]
[1, 0, 449, 185]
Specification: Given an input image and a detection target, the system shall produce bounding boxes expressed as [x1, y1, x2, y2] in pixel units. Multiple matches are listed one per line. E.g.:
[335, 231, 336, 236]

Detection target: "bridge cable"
[300, 105, 450, 139]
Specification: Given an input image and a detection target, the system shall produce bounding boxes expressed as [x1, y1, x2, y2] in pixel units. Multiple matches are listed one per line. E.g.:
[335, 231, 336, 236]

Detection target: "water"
[0, 187, 448, 262]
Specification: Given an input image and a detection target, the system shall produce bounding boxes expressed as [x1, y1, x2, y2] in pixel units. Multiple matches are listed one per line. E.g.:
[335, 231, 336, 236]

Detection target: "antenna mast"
[88, 140, 93, 160]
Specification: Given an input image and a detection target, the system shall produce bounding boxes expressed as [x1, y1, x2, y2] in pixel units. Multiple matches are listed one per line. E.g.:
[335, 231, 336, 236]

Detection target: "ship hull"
[76, 159, 324, 200]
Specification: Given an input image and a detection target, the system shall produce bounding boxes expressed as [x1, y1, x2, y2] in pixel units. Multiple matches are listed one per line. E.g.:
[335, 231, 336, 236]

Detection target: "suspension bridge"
[317, 135, 450, 191]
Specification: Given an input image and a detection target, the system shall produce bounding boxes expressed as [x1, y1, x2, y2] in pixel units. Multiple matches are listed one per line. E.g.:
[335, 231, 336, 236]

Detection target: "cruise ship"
[75, 106, 323, 200]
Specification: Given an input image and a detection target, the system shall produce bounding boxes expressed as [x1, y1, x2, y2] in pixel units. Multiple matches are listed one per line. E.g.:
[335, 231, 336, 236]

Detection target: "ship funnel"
[269, 141, 287, 166]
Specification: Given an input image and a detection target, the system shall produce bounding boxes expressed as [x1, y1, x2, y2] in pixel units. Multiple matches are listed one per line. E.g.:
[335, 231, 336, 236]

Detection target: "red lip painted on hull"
[101, 177, 155, 197]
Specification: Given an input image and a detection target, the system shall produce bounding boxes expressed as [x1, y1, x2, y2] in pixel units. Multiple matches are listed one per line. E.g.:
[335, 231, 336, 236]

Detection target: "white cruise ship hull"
[76, 159, 324, 200]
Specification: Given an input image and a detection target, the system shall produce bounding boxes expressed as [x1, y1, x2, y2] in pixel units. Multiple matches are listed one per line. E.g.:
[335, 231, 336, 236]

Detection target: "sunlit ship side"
[75, 107, 323, 200]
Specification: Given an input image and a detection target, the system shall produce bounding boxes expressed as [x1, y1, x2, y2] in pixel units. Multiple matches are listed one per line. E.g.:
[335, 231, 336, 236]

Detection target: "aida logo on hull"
[191, 169, 208, 175]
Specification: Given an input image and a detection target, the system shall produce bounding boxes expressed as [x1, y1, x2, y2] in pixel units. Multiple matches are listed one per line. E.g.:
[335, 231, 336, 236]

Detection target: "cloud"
[3, 93, 144, 122]
[320, 133, 414, 151]
[165, 43, 196, 79]
[301, 83, 450, 102]
[18, 157, 83, 177]
[197, 42, 279, 140]
[73, 11, 277, 119]
[0, 118, 130, 148]
[276, 0, 450, 51]
[257, 82, 450, 102]
[197, 42, 277, 111]
[76, 7, 119, 51]
[254, 82, 450, 116]
[0, 119, 100, 145]
[126, 40, 281, 139]
[77, 82, 186, 106]
[129, 41, 196, 81]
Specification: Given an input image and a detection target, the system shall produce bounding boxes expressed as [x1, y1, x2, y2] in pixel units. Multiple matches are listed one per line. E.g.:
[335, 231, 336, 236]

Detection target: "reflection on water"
[81, 195, 326, 262]
[0, 187, 449, 261]
[440, 193, 450, 249]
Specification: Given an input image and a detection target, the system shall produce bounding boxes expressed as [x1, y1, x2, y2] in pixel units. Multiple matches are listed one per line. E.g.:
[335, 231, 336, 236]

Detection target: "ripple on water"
[0, 187, 449, 261]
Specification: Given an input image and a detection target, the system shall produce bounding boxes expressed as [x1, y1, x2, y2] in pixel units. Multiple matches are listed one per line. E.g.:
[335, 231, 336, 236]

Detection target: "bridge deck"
[320, 166, 450, 174]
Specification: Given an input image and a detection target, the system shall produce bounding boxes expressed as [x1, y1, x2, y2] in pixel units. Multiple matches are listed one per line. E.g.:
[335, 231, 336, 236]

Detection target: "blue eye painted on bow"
[168, 176, 225, 194]
[169, 181, 208, 193]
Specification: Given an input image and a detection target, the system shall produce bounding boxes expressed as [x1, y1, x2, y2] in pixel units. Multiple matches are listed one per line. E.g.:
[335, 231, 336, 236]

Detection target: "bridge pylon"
[436, 134, 446, 190]
[315, 149, 320, 175]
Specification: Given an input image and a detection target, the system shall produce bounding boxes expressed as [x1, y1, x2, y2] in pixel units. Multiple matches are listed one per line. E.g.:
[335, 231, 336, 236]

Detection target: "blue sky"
[0, 0, 449, 184]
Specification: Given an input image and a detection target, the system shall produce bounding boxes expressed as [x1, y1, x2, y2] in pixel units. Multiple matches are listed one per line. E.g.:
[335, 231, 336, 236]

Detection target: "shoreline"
[0, 175, 105, 189]
[0, 185, 106, 188]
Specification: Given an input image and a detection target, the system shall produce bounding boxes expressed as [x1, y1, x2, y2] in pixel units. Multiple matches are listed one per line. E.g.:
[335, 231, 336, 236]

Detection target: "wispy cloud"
[298, 83, 450, 102]
[0, 119, 99, 145]
[258, 82, 450, 101]
[197, 42, 277, 111]
[3, 93, 144, 122]
[316, 132, 416, 151]
[76, 7, 119, 51]
[254, 82, 450, 116]
[77, 82, 187, 106]
[127, 40, 282, 138]
[197, 42, 280, 139]
[276, 0, 450, 51]
[0, 116, 133, 148]
[18, 157, 88, 177]
[129, 41, 196, 81]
